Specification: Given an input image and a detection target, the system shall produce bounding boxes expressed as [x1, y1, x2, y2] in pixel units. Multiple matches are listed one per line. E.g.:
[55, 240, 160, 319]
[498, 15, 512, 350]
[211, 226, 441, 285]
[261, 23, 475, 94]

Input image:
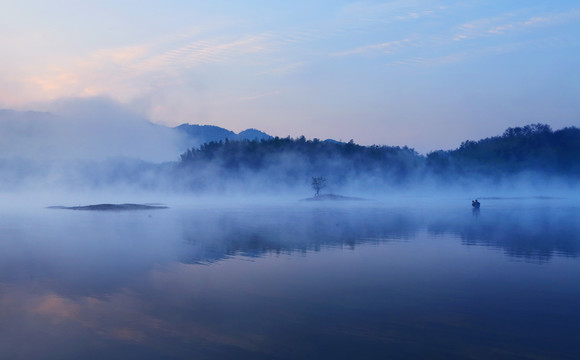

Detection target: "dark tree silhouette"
[176, 124, 580, 192]
[311, 177, 327, 197]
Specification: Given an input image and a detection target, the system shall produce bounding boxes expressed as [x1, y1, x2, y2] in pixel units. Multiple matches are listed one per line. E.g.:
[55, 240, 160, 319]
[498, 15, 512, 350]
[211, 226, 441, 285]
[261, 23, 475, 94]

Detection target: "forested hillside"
[179, 136, 421, 190]
[0, 119, 577, 192]
[178, 124, 580, 191]
[427, 124, 580, 178]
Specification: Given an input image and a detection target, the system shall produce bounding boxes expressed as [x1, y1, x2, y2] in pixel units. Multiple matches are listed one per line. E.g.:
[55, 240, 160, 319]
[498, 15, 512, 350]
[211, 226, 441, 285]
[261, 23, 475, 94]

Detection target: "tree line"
[179, 136, 421, 189]
[177, 124, 580, 190]
[426, 124, 580, 178]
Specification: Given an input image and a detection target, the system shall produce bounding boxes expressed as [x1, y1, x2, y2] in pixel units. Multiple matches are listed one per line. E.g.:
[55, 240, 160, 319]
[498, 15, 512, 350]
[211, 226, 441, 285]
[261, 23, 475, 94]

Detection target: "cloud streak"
[386, 36, 569, 68]
[2, 0, 579, 146]
[14, 4, 579, 105]
[454, 8, 580, 41]
[13, 24, 324, 108]
[333, 38, 414, 57]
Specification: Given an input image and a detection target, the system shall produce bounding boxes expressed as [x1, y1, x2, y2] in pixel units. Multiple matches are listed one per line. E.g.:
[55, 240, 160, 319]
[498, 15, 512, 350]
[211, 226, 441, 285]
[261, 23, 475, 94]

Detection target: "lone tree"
[311, 177, 327, 197]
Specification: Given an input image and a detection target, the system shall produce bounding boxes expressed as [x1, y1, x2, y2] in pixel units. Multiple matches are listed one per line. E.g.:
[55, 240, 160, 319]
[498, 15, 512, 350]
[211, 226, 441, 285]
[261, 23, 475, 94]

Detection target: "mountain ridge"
[174, 124, 272, 145]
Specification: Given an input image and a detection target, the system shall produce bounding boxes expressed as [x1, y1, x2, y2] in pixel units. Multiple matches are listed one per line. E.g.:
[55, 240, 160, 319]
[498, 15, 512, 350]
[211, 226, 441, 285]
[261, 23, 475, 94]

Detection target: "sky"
[1, 0, 579, 153]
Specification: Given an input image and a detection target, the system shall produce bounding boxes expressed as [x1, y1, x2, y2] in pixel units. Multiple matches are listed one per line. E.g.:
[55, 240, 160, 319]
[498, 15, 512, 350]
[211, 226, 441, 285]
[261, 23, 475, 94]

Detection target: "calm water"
[0, 198, 578, 359]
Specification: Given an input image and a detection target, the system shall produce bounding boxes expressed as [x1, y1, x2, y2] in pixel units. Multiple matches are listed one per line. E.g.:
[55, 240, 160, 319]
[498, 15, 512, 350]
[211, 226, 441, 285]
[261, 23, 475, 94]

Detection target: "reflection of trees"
[427, 207, 580, 262]
[179, 204, 580, 264]
[179, 207, 421, 264]
[2, 203, 575, 302]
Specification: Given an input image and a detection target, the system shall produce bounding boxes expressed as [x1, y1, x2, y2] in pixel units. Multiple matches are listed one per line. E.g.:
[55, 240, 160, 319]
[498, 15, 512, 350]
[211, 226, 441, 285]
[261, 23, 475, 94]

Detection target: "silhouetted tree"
[311, 177, 327, 197]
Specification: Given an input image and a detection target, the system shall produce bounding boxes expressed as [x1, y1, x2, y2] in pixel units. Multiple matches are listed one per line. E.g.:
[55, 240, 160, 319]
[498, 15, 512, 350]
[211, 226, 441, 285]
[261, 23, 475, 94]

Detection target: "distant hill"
[174, 124, 237, 143]
[238, 128, 272, 141]
[0, 109, 276, 160]
[1, 108, 579, 192]
[174, 124, 272, 148]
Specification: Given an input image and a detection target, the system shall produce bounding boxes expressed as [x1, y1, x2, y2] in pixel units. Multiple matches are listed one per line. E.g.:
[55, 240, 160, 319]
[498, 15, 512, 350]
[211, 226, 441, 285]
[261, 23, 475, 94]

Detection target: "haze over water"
[2, 1, 579, 358]
[1, 197, 578, 359]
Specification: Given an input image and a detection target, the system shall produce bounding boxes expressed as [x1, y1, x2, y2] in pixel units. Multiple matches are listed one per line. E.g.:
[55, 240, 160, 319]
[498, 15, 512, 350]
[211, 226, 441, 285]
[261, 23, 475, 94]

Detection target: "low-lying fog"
[1, 97, 578, 205]
[0, 98, 185, 162]
[0, 96, 578, 360]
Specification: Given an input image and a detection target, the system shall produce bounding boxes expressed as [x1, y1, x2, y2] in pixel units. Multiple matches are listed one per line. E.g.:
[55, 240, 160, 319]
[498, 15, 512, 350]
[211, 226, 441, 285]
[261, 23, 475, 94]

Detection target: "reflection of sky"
[0, 202, 579, 358]
[2, 1, 580, 151]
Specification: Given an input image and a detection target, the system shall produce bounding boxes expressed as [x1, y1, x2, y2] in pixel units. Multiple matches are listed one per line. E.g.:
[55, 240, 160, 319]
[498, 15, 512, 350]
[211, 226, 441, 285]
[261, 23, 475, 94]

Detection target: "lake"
[0, 197, 578, 359]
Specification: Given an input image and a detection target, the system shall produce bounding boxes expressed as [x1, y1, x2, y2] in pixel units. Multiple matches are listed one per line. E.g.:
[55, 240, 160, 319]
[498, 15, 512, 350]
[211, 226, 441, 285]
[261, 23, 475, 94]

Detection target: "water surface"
[0, 198, 578, 359]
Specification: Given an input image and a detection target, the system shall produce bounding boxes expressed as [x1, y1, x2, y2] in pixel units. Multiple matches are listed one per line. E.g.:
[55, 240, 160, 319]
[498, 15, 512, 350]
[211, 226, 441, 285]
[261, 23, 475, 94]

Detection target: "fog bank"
[0, 98, 184, 162]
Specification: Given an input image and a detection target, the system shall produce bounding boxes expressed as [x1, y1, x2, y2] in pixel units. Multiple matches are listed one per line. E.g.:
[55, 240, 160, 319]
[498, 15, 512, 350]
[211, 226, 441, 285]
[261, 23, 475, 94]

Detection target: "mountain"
[174, 124, 237, 144]
[174, 124, 272, 148]
[0, 108, 275, 161]
[237, 128, 272, 141]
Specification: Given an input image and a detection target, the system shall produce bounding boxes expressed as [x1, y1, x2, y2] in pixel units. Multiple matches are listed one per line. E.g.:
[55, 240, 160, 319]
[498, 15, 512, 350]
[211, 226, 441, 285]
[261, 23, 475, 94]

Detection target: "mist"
[174, 129, 580, 201]
[0, 98, 188, 197]
[1, 102, 579, 359]
[0, 98, 184, 162]
[0, 98, 578, 207]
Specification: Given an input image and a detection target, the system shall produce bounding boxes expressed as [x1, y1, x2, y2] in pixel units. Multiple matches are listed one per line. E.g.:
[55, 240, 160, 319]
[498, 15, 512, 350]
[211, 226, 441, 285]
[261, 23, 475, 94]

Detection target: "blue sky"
[1, 0, 579, 152]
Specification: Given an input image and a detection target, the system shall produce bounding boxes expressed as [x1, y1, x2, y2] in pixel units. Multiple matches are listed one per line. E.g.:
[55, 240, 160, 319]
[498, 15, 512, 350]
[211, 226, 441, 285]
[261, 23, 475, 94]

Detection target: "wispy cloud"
[454, 8, 580, 41]
[333, 38, 414, 57]
[5, 1, 580, 132]
[3, 1, 454, 107]
[16, 27, 313, 105]
[16, 20, 330, 105]
[453, 11, 523, 41]
[339, 1, 446, 23]
[133, 34, 274, 71]
[387, 37, 569, 68]
[488, 9, 580, 34]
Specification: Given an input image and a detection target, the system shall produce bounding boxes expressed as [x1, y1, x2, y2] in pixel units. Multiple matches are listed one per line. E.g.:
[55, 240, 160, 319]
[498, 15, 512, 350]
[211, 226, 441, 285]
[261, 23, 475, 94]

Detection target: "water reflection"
[0, 201, 578, 359]
[175, 202, 580, 264]
[178, 206, 421, 264]
[427, 203, 580, 262]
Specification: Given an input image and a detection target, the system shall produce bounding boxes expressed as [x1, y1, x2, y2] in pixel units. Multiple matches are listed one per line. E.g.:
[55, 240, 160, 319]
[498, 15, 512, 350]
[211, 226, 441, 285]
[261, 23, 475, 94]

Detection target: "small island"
[48, 203, 168, 211]
[301, 177, 368, 201]
[301, 194, 368, 201]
